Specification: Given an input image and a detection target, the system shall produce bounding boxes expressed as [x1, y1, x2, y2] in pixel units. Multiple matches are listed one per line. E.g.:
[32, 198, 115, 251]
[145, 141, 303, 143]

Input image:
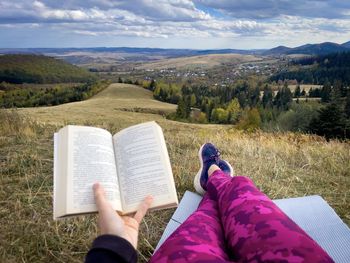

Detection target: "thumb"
[134, 195, 153, 224]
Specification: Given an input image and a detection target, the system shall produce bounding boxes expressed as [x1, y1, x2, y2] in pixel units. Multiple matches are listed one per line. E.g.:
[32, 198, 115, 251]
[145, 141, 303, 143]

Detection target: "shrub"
[237, 108, 261, 131]
[276, 102, 322, 132]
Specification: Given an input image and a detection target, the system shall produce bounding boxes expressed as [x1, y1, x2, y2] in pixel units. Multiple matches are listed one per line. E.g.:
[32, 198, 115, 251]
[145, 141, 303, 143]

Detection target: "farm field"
[0, 83, 349, 262]
[136, 54, 262, 70]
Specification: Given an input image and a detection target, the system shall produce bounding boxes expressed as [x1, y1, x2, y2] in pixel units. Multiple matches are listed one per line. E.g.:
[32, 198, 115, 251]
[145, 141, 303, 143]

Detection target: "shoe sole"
[194, 144, 206, 195]
[223, 160, 234, 177]
[194, 144, 234, 196]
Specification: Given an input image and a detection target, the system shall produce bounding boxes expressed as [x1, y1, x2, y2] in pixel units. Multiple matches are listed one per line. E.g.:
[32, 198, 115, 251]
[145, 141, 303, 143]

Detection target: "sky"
[0, 0, 349, 49]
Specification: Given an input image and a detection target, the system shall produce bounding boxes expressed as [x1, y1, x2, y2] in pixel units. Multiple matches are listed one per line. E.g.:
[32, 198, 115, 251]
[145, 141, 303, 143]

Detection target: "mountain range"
[263, 41, 350, 56]
[0, 41, 349, 58]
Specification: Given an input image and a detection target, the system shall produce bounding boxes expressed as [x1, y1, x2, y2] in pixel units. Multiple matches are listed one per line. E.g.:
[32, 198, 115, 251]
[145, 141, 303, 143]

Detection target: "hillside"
[1, 42, 349, 68]
[136, 54, 262, 70]
[265, 42, 349, 56]
[271, 51, 350, 85]
[290, 42, 348, 55]
[263, 45, 292, 55]
[1, 83, 349, 262]
[17, 83, 177, 124]
[0, 54, 96, 84]
[342, 41, 350, 48]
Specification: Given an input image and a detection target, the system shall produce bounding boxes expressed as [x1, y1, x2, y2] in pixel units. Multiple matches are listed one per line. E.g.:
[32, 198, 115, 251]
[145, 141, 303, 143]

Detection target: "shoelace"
[209, 149, 221, 164]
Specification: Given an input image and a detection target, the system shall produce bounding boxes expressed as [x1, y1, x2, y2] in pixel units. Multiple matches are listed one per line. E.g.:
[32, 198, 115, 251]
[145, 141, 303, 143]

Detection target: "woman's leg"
[207, 170, 334, 262]
[150, 193, 231, 263]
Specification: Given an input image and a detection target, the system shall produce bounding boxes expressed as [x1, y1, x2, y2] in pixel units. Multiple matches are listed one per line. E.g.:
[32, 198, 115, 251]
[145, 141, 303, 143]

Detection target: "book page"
[53, 132, 66, 220]
[113, 122, 178, 213]
[65, 126, 122, 214]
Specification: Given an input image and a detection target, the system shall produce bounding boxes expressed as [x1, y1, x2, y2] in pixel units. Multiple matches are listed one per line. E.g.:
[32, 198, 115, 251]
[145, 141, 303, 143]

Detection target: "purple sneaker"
[194, 143, 234, 195]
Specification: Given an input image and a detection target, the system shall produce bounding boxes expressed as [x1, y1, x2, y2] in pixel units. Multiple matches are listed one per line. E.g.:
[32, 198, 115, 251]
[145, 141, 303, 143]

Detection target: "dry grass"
[137, 54, 262, 70]
[16, 83, 176, 127]
[272, 84, 323, 93]
[0, 84, 349, 262]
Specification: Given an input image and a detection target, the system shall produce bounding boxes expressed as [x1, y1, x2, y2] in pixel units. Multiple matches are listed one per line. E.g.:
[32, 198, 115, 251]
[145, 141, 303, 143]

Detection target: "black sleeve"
[85, 235, 138, 263]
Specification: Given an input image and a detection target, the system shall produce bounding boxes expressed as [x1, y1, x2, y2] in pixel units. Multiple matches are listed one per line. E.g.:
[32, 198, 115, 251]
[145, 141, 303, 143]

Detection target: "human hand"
[93, 183, 153, 249]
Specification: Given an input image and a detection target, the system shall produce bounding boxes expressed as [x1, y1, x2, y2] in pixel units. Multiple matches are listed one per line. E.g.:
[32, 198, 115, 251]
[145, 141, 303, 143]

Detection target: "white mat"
[155, 191, 350, 263]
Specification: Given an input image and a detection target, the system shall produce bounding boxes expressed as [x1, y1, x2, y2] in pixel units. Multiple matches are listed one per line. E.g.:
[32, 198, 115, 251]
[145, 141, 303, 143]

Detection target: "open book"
[53, 121, 178, 220]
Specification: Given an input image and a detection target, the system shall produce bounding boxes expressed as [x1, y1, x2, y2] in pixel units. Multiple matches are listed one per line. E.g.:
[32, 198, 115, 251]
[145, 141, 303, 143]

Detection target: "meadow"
[136, 54, 262, 70]
[0, 83, 349, 262]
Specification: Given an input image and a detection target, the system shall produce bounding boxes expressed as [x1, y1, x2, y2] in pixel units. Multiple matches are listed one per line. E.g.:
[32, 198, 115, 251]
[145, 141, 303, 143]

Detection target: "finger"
[93, 183, 110, 213]
[134, 195, 153, 224]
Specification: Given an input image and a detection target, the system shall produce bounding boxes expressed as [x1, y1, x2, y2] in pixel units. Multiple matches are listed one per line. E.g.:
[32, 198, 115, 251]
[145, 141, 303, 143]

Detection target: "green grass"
[0, 84, 349, 262]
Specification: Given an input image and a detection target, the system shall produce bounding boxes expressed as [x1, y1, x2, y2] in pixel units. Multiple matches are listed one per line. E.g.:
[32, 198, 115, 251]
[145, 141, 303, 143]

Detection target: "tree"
[226, 98, 241, 124]
[345, 91, 350, 118]
[237, 108, 261, 131]
[249, 86, 260, 107]
[149, 79, 156, 91]
[321, 82, 332, 103]
[190, 94, 196, 107]
[277, 102, 321, 132]
[294, 85, 301, 98]
[309, 89, 348, 140]
[176, 97, 187, 119]
[153, 85, 161, 99]
[211, 108, 229, 124]
[309, 103, 348, 140]
[274, 85, 292, 110]
[262, 85, 273, 108]
[185, 96, 192, 118]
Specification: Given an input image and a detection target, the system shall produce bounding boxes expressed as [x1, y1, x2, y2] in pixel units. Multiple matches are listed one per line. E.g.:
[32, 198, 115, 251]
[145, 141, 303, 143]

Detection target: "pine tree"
[309, 103, 347, 140]
[274, 85, 292, 110]
[262, 85, 273, 108]
[185, 96, 191, 118]
[149, 79, 156, 91]
[249, 86, 260, 107]
[321, 82, 332, 102]
[345, 91, 350, 118]
[176, 97, 186, 119]
[294, 85, 301, 98]
[309, 88, 348, 140]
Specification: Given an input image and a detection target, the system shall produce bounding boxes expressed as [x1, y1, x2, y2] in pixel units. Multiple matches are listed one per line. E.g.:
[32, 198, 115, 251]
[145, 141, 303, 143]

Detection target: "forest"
[0, 81, 110, 108]
[0, 54, 108, 108]
[0, 54, 96, 84]
[271, 52, 350, 85]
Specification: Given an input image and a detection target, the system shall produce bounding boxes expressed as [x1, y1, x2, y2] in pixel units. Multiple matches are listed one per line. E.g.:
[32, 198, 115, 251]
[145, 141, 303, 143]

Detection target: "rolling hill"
[264, 42, 349, 56]
[263, 45, 293, 55]
[0, 41, 349, 68]
[0, 54, 96, 84]
[136, 53, 262, 70]
[342, 41, 350, 48]
[18, 83, 177, 125]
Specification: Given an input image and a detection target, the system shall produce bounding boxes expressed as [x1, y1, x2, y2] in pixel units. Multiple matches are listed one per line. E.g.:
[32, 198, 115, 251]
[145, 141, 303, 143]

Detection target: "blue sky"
[0, 0, 349, 49]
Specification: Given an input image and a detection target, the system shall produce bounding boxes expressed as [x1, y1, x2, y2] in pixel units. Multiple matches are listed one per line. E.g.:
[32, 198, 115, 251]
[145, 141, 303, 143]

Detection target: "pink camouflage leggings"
[150, 170, 334, 262]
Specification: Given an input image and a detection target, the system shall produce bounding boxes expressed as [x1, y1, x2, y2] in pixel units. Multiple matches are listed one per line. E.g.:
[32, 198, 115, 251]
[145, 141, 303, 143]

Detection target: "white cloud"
[0, 0, 349, 48]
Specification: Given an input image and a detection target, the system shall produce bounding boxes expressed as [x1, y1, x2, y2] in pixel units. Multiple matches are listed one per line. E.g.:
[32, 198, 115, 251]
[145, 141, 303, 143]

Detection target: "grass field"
[17, 83, 177, 127]
[1, 83, 349, 262]
[272, 84, 323, 93]
[136, 54, 262, 70]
